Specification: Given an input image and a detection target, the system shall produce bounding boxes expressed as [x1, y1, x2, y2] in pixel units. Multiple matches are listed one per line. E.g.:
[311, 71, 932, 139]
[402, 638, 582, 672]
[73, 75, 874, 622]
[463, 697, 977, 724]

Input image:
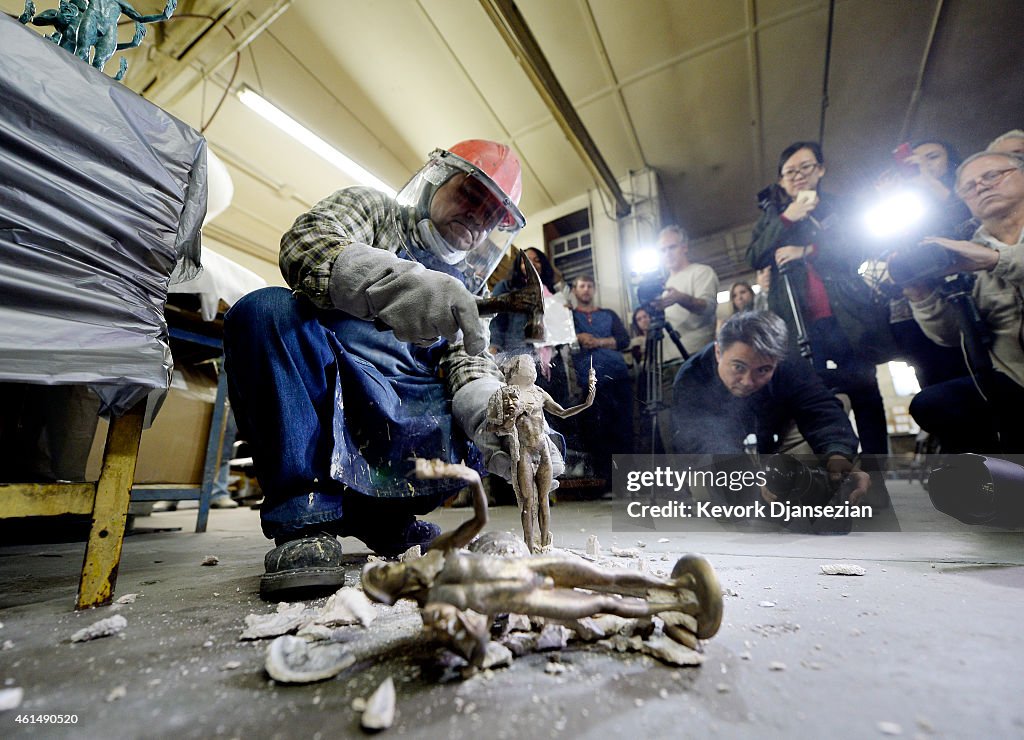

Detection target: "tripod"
[638, 317, 688, 455]
[777, 260, 813, 364]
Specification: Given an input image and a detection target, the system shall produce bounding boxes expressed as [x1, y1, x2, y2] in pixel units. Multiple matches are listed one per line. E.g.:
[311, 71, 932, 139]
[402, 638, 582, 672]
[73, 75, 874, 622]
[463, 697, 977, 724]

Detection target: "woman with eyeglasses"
[747, 141, 895, 456]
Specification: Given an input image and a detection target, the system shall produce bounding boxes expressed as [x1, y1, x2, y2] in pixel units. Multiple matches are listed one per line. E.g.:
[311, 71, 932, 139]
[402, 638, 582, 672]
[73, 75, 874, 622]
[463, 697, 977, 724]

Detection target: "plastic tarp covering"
[0, 15, 207, 417]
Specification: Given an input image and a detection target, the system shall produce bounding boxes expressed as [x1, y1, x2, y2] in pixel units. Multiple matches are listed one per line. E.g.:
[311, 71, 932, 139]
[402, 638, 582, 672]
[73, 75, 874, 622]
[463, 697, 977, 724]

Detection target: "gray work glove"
[452, 377, 564, 490]
[329, 243, 487, 355]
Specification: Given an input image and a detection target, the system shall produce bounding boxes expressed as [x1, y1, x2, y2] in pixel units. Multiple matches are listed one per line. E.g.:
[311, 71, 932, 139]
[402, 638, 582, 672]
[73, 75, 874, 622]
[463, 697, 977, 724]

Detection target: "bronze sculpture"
[487, 355, 597, 551]
[19, 0, 175, 80]
[361, 459, 723, 667]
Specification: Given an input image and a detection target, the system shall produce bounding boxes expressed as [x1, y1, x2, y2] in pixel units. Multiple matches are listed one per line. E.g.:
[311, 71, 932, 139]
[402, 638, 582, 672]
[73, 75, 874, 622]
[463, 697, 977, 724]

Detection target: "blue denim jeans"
[223, 287, 478, 539]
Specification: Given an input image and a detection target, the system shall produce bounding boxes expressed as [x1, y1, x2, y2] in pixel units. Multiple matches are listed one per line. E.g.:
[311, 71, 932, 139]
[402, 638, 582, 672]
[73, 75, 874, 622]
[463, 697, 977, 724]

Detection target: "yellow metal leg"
[76, 401, 145, 610]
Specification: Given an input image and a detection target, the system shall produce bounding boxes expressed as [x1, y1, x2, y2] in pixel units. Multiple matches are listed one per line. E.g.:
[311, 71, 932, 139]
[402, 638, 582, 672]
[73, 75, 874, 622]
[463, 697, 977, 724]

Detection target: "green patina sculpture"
[18, 0, 176, 81]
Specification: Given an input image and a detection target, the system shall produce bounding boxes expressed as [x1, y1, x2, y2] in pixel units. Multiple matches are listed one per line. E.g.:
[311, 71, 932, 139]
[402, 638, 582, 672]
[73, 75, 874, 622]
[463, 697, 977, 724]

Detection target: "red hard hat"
[447, 139, 523, 206]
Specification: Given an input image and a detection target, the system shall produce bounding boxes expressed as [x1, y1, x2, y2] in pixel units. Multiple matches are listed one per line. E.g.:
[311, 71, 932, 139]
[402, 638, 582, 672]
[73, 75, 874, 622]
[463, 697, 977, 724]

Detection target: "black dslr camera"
[636, 273, 667, 324]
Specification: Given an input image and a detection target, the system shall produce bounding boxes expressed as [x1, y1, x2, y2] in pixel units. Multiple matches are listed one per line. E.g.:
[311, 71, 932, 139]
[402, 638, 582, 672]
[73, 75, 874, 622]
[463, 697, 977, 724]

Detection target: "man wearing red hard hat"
[224, 140, 551, 599]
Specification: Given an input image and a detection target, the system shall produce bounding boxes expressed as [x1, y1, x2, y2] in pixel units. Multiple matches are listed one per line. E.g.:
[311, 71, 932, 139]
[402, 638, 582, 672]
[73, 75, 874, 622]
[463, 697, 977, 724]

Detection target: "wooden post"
[76, 399, 146, 609]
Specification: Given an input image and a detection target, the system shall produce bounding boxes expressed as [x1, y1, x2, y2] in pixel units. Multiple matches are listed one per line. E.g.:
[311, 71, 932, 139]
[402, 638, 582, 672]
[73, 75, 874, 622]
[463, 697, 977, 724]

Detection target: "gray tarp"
[0, 14, 207, 417]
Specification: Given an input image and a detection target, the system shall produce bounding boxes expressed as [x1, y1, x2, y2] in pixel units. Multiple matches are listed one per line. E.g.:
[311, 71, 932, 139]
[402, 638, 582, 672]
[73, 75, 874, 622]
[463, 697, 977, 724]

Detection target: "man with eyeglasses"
[223, 140, 542, 599]
[747, 141, 895, 457]
[904, 151, 1024, 452]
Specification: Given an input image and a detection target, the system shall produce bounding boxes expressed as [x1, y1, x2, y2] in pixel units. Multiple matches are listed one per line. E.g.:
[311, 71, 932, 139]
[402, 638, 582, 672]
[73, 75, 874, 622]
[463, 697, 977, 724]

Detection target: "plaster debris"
[106, 685, 127, 702]
[599, 633, 704, 667]
[351, 697, 367, 712]
[480, 642, 513, 670]
[751, 622, 800, 637]
[220, 661, 242, 671]
[201, 555, 219, 566]
[399, 545, 422, 562]
[820, 563, 866, 576]
[769, 661, 787, 671]
[240, 603, 310, 640]
[877, 721, 903, 735]
[0, 687, 24, 711]
[114, 593, 138, 604]
[724, 588, 740, 597]
[501, 632, 538, 657]
[535, 623, 572, 651]
[71, 614, 127, 642]
[506, 613, 532, 633]
[564, 617, 606, 642]
[716, 683, 731, 693]
[610, 547, 641, 558]
[759, 601, 777, 608]
[265, 635, 355, 684]
[316, 587, 377, 628]
[544, 660, 566, 675]
[2, 640, 14, 650]
[657, 538, 670, 543]
[361, 677, 396, 731]
[585, 535, 601, 557]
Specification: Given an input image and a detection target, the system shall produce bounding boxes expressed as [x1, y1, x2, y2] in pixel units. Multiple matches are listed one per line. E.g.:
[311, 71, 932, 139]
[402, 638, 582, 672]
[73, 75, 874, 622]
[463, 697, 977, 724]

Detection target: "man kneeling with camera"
[670, 311, 875, 529]
[902, 151, 1024, 453]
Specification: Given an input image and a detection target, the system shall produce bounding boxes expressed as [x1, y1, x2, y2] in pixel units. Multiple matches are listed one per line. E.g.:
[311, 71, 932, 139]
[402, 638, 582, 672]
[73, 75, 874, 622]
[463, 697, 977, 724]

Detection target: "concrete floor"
[1, 481, 1022, 739]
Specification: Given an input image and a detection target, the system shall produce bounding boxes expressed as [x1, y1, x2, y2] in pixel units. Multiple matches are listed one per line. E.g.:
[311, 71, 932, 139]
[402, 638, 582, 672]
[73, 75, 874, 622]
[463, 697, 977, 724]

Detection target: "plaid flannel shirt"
[279, 186, 502, 395]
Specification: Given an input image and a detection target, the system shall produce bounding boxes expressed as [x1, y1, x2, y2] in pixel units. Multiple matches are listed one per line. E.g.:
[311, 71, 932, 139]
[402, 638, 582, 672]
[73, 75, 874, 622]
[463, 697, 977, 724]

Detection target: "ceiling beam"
[141, 0, 291, 110]
[479, 0, 632, 218]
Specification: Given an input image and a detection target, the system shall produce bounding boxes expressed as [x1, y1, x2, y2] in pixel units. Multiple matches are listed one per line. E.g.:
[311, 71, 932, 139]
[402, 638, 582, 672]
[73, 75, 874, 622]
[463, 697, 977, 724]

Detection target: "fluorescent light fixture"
[237, 86, 396, 197]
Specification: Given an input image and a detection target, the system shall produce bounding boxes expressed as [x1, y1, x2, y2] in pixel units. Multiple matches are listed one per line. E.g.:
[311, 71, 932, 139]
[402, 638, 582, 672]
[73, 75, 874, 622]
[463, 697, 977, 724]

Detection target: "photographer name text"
[625, 500, 874, 522]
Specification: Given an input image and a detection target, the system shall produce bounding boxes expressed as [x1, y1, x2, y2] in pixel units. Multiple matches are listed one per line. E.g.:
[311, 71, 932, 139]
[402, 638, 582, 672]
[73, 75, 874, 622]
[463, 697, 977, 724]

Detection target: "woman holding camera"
[878, 140, 972, 388]
[747, 141, 894, 455]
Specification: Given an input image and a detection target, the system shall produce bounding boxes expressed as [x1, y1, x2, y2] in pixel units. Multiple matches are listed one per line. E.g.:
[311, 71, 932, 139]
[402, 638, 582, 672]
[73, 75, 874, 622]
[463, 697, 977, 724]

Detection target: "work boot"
[260, 532, 346, 600]
[356, 518, 441, 558]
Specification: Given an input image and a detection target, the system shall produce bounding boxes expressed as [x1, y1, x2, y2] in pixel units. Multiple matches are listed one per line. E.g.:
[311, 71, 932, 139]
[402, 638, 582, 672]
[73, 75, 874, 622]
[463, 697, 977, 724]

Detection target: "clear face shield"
[396, 149, 526, 294]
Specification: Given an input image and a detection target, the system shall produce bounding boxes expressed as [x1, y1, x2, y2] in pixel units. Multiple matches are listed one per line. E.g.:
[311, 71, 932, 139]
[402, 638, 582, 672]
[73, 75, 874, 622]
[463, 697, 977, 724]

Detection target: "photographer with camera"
[649, 225, 720, 362]
[904, 150, 1024, 453]
[670, 311, 871, 504]
[747, 141, 895, 455]
[872, 139, 973, 389]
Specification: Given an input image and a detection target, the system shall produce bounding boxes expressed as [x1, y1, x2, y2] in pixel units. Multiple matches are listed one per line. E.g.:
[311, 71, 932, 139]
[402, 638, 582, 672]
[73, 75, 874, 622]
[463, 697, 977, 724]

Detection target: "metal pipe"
[142, 0, 292, 109]
[898, 0, 946, 143]
[479, 0, 631, 218]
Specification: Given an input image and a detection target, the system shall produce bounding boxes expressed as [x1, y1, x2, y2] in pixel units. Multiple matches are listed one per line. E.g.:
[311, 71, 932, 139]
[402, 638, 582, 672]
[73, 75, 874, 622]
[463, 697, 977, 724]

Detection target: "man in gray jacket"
[905, 151, 1024, 452]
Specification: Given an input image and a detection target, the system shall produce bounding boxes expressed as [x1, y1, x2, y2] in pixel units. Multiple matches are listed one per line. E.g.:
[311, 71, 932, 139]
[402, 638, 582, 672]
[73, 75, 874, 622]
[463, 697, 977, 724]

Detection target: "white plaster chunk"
[535, 623, 572, 650]
[0, 687, 24, 711]
[316, 587, 377, 628]
[361, 677, 396, 731]
[71, 614, 127, 643]
[480, 641, 513, 670]
[240, 604, 310, 640]
[265, 635, 355, 684]
[820, 563, 866, 576]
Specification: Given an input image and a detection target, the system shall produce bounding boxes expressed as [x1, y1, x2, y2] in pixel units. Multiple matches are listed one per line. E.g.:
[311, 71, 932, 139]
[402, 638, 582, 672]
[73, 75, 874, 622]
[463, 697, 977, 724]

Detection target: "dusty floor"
[1, 480, 1022, 739]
